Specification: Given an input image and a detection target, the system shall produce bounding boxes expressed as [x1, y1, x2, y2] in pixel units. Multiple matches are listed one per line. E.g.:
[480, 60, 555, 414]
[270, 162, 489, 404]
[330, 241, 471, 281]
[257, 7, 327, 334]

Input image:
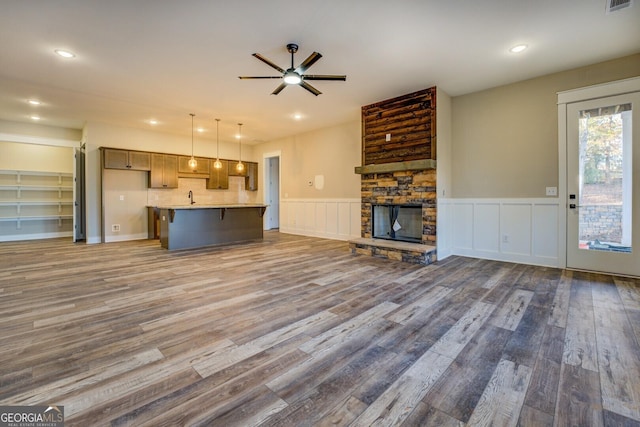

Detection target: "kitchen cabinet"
[207, 159, 229, 190]
[178, 156, 210, 176]
[245, 162, 258, 191]
[103, 148, 151, 171]
[150, 154, 178, 188]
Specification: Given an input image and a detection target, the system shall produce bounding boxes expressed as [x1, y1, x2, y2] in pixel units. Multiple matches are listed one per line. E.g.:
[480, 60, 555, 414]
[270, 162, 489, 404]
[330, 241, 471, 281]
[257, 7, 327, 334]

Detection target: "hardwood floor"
[1, 232, 639, 426]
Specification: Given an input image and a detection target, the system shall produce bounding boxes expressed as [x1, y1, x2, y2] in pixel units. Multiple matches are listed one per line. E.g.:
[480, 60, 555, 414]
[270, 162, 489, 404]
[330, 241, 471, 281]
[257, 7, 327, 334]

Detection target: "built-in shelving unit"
[0, 170, 74, 241]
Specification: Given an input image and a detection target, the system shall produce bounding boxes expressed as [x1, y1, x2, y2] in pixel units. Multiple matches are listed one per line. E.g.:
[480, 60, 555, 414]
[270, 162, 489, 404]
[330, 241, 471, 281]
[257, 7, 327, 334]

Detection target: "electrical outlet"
[112, 224, 120, 232]
[502, 234, 509, 243]
[546, 187, 557, 196]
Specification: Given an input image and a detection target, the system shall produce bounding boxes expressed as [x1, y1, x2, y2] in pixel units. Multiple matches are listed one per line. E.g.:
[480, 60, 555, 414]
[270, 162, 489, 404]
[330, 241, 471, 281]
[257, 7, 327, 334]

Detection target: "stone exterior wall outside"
[579, 204, 623, 242]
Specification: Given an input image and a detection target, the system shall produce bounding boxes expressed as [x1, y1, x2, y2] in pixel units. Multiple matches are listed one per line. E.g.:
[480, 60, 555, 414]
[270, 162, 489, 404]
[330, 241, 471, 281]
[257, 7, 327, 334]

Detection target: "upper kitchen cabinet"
[178, 156, 210, 177]
[150, 153, 178, 188]
[207, 159, 229, 190]
[103, 148, 151, 171]
[245, 162, 258, 191]
[229, 161, 258, 190]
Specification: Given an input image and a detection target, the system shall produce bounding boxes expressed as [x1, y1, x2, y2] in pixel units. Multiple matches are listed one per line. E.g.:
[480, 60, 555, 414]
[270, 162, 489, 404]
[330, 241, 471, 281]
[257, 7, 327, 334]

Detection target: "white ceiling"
[0, 0, 638, 145]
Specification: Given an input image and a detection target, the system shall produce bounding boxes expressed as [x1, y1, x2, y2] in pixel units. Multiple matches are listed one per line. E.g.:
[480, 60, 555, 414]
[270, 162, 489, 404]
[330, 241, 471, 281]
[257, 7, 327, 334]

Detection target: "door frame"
[557, 76, 640, 271]
[262, 150, 281, 230]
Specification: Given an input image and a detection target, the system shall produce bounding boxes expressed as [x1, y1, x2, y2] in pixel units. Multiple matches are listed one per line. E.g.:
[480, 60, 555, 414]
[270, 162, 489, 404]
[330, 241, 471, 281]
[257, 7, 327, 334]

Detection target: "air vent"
[606, 0, 633, 13]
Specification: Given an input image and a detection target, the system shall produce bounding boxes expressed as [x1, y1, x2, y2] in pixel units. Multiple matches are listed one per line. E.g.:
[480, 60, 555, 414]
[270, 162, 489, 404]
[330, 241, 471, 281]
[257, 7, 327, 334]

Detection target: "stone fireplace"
[349, 87, 438, 264]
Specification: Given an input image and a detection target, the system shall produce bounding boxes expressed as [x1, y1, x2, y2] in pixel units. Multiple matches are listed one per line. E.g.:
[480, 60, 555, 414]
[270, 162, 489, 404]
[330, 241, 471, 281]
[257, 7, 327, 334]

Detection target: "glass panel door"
[567, 92, 639, 276]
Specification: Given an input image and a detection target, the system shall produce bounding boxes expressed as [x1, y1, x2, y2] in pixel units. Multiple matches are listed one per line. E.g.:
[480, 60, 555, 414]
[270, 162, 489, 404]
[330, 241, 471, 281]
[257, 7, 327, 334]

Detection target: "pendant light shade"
[236, 123, 244, 173]
[188, 113, 197, 169]
[213, 118, 222, 169]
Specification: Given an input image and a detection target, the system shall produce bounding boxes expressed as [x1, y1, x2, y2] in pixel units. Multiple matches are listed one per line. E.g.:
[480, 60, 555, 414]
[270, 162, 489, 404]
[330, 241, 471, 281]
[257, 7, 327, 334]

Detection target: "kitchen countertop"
[149, 203, 267, 210]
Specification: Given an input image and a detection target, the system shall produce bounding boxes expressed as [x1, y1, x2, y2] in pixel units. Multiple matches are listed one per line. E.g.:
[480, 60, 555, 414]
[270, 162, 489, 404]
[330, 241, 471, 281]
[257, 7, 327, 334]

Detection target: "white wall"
[280, 198, 361, 240]
[436, 88, 453, 258]
[439, 198, 560, 267]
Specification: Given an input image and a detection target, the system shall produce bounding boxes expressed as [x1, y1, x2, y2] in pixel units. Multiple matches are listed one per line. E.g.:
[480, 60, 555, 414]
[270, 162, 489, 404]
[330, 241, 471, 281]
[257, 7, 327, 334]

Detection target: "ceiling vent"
[606, 0, 633, 13]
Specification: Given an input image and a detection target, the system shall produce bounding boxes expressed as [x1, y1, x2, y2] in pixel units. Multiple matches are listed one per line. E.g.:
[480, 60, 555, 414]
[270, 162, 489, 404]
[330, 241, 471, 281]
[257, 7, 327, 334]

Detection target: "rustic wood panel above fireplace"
[360, 86, 436, 168]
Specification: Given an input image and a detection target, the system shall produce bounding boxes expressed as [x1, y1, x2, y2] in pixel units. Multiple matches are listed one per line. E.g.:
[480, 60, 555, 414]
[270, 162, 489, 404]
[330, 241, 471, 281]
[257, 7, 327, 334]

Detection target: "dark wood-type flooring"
[1, 232, 640, 426]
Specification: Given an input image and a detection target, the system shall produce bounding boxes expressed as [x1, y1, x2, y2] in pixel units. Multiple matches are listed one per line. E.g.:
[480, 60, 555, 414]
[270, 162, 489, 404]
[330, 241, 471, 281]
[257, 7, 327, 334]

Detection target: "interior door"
[566, 92, 639, 276]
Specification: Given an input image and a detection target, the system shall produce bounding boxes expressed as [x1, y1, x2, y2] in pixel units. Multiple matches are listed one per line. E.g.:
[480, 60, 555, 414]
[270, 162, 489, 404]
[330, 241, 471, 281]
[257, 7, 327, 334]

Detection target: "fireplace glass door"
[372, 204, 422, 243]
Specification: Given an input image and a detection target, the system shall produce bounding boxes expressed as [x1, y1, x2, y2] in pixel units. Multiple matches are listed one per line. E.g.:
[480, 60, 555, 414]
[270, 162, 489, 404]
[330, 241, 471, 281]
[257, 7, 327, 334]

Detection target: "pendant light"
[188, 113, 197, 169]
[213, 118, 222, 169]
[236, 123, 245, 173]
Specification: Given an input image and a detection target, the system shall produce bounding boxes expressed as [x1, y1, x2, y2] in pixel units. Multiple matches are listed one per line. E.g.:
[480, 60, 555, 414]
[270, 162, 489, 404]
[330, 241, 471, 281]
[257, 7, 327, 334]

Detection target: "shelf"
[0, 185, 73, 190]
[0, 170, 73, 177]
[0, 200, 74, 205]
[0, 215, 73, 221]
[0, 170, 75, 238]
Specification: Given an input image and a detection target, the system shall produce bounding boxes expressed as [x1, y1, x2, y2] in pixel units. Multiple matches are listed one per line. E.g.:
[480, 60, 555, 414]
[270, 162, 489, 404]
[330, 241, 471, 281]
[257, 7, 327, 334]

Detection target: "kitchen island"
[152, 204, 267, 250]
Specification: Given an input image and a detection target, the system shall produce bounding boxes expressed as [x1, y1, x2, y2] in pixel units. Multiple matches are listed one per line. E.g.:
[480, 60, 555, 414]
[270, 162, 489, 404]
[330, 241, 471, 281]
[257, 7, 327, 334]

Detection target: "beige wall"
[0, 119, 82, 142]
[0, 140, 73, 172]
[452, 53, 640, 198]
[253, 120, 361, 199]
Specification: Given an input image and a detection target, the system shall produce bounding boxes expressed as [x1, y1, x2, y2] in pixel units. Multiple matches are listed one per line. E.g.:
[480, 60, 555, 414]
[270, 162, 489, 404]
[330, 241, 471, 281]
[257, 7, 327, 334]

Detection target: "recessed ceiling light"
[293, 113, 303, 120]
[197, 127, 204, 133]
[149, 119, 158, 125]
[509, 44, 528, 53]
[54, 49, 75, 58]
[30, 115, 41, 120]
[28, 99, 41, 105]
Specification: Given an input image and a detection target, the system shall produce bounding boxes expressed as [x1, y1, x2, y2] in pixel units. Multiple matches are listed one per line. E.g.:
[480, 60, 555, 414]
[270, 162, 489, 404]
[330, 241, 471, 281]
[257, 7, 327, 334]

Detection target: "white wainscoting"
[438, 198, 560, 267]
[279, 198, 361, 241]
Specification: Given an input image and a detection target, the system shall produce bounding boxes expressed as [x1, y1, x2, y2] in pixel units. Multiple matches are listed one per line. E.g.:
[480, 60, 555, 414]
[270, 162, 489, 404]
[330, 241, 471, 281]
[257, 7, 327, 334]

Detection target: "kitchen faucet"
[188, 190, 195, 205]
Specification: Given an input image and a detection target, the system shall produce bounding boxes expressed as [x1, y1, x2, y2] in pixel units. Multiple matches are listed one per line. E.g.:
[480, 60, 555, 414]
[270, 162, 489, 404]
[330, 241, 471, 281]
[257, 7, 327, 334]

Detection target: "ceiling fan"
[238, 43, 346, 96]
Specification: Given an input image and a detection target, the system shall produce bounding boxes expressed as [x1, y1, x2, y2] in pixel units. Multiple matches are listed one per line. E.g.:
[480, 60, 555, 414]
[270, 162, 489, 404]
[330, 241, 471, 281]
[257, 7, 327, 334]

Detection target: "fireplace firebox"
[372, 204, 422, 243]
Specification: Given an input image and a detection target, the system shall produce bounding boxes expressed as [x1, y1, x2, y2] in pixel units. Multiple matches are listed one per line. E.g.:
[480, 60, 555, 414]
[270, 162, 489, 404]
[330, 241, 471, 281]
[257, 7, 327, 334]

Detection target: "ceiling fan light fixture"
[283, 70, 302, 85]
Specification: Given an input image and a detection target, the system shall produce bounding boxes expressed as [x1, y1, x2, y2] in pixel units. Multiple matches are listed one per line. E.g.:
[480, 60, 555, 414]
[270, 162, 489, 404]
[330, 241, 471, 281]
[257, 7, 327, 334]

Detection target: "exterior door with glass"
[566, 91, 639, 276]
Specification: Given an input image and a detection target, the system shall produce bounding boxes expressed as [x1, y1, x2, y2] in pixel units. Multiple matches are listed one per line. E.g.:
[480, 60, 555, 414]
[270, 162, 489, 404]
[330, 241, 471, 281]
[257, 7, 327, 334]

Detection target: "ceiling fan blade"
[271, 82, 287, 95]
[300, 81, 322, 96]
[252, 53, 285, 73]
[238, 76, 283, 79]
[303, 74, 347, 81]
[297, 52, 322, 73]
